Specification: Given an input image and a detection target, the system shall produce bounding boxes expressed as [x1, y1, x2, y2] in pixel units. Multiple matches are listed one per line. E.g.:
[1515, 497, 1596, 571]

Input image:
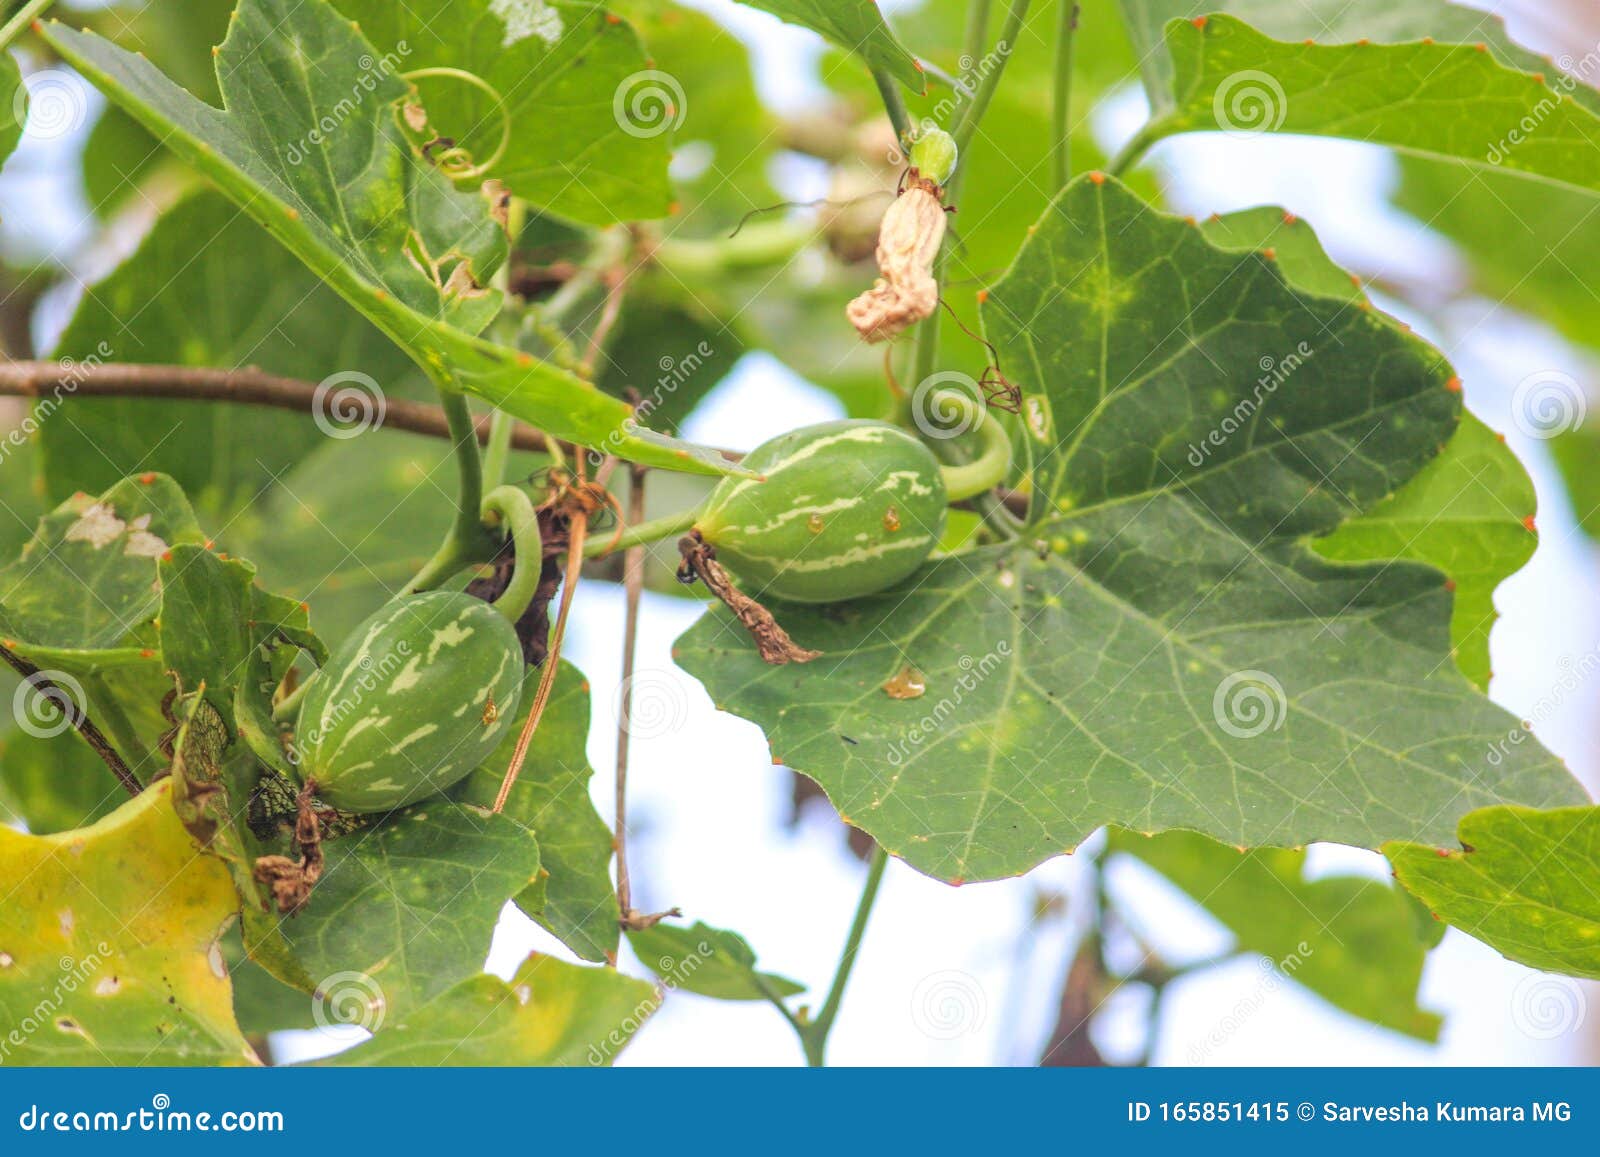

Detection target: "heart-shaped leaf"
[675, 177, 1587, 883]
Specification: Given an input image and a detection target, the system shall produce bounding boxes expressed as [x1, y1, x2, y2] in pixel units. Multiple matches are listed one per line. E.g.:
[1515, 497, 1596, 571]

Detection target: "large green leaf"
[627, 919, 804, 1002]
[1121, 9, 1600, 196]
[616, 0, 778, 231]
[1192, 206, 1537, 690]
[1388, 805, 1600, 980]
[676, 177, 1587, 882]
[280, 803, 541, 1017]
[315, 952, 658, 1066]
[1110, 829, 1441, 1040]
[42, 0, 738, 476]
[0, 781, 257, 1065]
[457, 663, 620, 963]
[44, 192, 420, 517]
[732, 0, 924, 92]
[331, 0, 671, 224]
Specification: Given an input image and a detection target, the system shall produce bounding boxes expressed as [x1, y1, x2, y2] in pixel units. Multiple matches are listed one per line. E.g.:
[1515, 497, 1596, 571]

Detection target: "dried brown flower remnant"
[847, 174, 947, 342]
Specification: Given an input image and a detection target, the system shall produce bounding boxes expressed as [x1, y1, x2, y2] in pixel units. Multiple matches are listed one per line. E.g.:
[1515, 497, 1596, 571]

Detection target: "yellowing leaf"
[0, 782, 256, 1066]
[317, 953, 659, 1066]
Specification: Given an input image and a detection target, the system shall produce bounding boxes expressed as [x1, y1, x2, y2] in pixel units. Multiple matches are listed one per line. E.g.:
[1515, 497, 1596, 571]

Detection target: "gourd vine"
[0, 0, 1593, 1077]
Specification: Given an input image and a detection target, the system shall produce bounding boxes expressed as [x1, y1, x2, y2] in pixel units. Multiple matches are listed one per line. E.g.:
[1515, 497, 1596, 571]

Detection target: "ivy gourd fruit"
[695, 420, 949, 603]
[294, 591, 524, 812]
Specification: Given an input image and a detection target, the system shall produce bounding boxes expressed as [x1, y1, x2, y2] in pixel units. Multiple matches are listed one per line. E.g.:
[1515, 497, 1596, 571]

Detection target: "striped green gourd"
[295, 591, 523, 813]
[696, 420, 947, 603]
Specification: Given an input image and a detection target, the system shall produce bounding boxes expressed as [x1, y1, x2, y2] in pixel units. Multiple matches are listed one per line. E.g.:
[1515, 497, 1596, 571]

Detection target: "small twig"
[0, 360, 556, 452]
[613, 460, 649, 929]
[492, 472, 592, 812]
[799, 845, 889, 1066]
[0, 643, 139, 796]
[676, 532, 820, 665]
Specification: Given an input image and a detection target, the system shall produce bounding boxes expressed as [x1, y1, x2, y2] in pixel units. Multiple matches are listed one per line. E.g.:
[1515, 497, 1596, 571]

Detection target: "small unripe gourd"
[696, 420, 948, 603]
[295, 591, 523, 812]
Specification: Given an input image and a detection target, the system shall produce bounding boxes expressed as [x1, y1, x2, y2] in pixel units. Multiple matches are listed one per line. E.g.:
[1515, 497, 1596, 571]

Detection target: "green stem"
[0, 0, 54, 49]
[482, 409, 516, 491]
[938, 401, 1013, 502]
[872, 68, 912, 141]
[480, 485, 544, 623]
[951, 0, 1033, 155]
[581, 503, 702, 558]
[653, 219, 815, 281]
[753, 973, 806, 1036]
[402, 388, 496, 594]
[1052, 2, 1078, 189]
[1108, 118, 1164, 178]
[798, 846, 889, 1067]
[961, 0, 993, 73]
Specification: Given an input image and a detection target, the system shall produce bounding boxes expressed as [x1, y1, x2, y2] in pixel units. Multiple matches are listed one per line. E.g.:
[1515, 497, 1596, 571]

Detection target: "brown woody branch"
[0, 360, 555, 452]
[0, 644, 141, 797]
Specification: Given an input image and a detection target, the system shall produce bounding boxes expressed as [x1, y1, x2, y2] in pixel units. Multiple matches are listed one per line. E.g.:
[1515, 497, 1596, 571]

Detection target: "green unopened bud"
[909, 127, 957, 186]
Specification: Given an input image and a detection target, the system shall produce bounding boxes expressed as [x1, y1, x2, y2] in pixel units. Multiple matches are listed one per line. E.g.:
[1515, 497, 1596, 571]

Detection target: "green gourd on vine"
[293, 591, 524, 813]
[692, 407, 1009, 603]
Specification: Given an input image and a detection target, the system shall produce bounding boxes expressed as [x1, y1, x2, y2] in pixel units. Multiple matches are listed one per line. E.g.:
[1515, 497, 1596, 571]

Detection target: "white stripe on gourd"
[696, 419, 949, 603]
[295, 591, 524, 813]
